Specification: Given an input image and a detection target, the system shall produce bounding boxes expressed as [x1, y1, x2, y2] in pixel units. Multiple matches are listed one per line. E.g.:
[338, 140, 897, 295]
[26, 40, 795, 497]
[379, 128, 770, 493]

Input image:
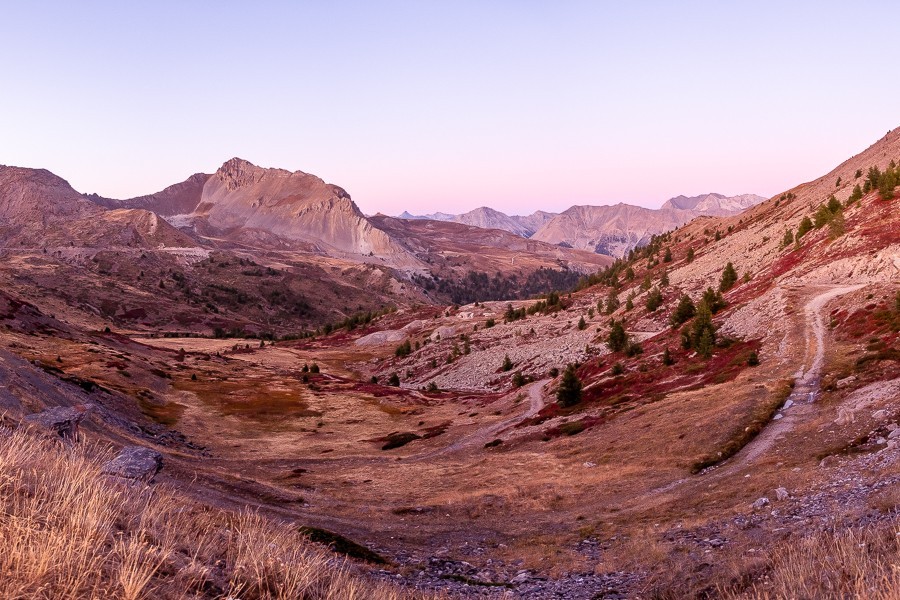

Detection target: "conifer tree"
[607, 319, 627, 352]
[556, 364, 582, 407]
[719, 262, 738, 292]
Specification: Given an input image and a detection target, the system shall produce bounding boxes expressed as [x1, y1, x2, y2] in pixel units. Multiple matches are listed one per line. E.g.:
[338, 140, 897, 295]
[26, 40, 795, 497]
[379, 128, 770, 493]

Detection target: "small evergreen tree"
[797, 216, 814, 239]
[686, 247, 695, 262]
[625, 293, 634, 311]
[702, 287, 726, 313]
[719, 262, 738, 292]
[646, 287, 663, 311]
[747, 351, 760, 366]
[577, 316, 587, 330]
[607, 319, 627, 352]
[660, 269, 669, 287]
[605, 290, 620, 314]
[501, 354, 513, 371]
[670, 294, 696, 327]
[662, 347, 675, 366]
[556, 364, 582, 407]
[827, 195, 842, 213]
[388, 372, 400, 386]
[847, 184, 863, 204]
[691, 301, 716, 358]
[782, 228, 794, 248]
[663, 247, 673, 262]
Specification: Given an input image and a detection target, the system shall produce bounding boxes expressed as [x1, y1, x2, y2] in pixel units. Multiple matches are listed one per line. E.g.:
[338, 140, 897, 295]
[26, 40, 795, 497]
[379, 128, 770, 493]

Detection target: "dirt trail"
[731, 284, 863, 466]
[634, 284, 864, 502]
[413, 379, 549, 459]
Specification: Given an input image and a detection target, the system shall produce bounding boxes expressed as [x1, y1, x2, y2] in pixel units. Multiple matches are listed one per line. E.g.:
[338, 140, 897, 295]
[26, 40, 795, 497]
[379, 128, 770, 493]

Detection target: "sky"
[1, 1, 898, 216]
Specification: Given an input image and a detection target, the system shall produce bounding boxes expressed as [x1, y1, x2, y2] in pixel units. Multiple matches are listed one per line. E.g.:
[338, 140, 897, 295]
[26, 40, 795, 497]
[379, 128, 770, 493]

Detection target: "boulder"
[751, 497, 770, 510]
[23, 404, 94, 440]
[775, 487, 789, 501]
[888, 428, 900, 440]
[102, 446, 163, 482]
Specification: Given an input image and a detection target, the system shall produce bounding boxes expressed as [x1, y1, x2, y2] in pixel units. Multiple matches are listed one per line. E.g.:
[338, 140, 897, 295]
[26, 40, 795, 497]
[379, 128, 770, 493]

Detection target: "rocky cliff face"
[97, 158, 416, 264]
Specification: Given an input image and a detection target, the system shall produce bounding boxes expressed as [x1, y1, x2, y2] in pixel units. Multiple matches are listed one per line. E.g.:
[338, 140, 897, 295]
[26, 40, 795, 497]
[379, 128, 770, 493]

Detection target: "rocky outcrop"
[101, 446, 163, 482]
[23, 404, 95, 440]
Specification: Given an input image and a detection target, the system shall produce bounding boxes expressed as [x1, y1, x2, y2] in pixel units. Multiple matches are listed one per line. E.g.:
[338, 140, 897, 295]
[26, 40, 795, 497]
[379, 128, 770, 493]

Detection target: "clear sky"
[1, 1, 897, 216]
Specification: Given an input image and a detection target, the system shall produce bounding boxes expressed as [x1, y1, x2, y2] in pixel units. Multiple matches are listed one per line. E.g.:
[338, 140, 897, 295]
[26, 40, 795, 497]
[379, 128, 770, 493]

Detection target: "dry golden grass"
[0, 425, 443, 600]
[721, 526, 900, 600]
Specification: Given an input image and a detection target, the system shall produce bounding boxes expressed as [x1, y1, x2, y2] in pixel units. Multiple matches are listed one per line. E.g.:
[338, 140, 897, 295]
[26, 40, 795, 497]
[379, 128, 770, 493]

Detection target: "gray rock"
[751, 497, 770, 510]
[102, 446, 163, 482]
[23, 404, 94, 440]
[775, 487, 789, 501]
[836, 376, 857, 389]
[872, 410, 888, 421]
[888, 428, 900, 440]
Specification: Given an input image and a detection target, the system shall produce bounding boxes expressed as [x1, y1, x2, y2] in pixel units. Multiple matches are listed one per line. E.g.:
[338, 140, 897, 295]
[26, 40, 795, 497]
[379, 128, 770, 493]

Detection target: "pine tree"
[660, 269, 669, 287]
[686, 247, 695, 262]
[577, 316, 587, 330]
[848, 184, 863, 204]
[670, 294, 696, 327]
[797, 216, 814, 239]
[782, 228, 794, 247]
[605, 290, 620, 314]
[719, 262, 738, 292]
[646, 287, 663, 311]
[556, 364, 583, 407]
[691, 301, 716, 358]
[607, 319, 627, 352]
[502, 354, 513, 371]
[663, 247, 673, 262]
[827, 195, 842, 213]
[662, 347, 675, 366]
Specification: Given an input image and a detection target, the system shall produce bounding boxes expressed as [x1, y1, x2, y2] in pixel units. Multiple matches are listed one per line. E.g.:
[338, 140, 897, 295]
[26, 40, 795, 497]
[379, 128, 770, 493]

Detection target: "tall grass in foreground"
[723, 526, 900, 600]
[0, 426, 443, 599]
[632, 521, 900, 599]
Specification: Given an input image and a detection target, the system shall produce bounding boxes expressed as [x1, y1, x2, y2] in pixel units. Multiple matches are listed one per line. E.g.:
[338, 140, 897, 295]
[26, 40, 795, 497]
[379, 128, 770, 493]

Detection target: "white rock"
[775, 487, 789, 501]
[872, 410, 888, 420]
[888, 428, 900, 440]
[887, 422, 899, 432]
[751, 497, 770, 510]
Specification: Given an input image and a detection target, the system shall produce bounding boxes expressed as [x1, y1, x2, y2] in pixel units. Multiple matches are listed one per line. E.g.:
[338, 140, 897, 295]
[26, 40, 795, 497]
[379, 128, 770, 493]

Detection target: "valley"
[0, 128, 898, 598]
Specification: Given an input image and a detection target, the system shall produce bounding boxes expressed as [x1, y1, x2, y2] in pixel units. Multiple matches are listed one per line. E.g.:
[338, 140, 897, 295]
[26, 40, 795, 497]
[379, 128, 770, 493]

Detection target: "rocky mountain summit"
[401, 193, 765, 258]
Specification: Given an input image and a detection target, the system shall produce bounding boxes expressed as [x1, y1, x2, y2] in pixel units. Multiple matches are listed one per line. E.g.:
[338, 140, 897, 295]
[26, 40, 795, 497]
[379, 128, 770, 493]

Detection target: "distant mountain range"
[399, 193, 765, 257]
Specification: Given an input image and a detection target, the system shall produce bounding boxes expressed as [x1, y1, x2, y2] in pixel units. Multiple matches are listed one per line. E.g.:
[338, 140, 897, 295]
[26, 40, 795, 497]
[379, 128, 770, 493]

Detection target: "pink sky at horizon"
[1, 2, 897, 216]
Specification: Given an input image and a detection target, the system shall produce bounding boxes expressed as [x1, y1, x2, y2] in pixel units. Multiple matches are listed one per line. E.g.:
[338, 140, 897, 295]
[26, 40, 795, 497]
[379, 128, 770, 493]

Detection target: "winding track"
[633, 284, 864, 501]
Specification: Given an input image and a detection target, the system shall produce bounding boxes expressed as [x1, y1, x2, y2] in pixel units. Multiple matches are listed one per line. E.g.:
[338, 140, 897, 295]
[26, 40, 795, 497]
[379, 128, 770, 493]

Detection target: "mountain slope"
[99, 159, 419, 266]
[529, 203, 692, 257]
[0, 165, 195, 248]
